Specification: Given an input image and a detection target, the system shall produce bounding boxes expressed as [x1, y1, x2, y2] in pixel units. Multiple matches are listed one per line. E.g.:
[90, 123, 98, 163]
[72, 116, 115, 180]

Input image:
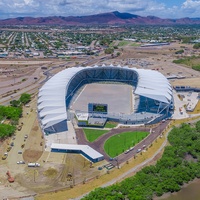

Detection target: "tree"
[104, 48, 114, 54]
[10, 100, 20, 107]
[196, 121, 200, 132]
[0, 124, 16, 138]
[175, 49, 184, 54]
[193, 43, 200, 49]
[19, 93, 31, 105]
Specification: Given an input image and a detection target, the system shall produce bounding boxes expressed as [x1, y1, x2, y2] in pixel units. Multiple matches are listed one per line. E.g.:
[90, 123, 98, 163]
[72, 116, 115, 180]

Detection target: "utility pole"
[34, 169, 36, 182]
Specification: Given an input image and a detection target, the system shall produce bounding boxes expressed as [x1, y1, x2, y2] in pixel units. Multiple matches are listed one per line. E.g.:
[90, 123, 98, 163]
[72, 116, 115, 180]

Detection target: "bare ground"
[23, 120, 44, 162]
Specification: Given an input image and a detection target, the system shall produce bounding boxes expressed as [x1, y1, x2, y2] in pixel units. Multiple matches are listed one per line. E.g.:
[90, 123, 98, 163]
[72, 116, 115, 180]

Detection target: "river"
[163, 179, 200, 200]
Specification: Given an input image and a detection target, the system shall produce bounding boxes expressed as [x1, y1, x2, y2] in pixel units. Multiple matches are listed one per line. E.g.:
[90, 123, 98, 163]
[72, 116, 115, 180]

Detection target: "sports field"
[83, 128, 108, 142]
[104, 131, 149, 157]
[71, 83, 133, 114]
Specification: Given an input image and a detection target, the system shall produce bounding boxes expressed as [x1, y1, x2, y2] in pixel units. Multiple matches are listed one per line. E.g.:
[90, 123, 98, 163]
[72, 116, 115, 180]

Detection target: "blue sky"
[0, 0, 200, 19]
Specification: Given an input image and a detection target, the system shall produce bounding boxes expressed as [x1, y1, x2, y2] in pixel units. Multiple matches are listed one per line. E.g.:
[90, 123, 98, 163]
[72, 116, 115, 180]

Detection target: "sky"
[0, 0, 200, 19]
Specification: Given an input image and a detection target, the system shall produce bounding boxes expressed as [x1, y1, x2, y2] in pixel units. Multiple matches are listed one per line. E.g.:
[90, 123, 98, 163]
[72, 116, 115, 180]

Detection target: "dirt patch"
[14, 153, 100, 194]
[22, 119, 44, 162]
[23, 120, 44, 162]
[33, 126, 39, 131]
[43, 167, 58, 178]
[23, 149, 43, 162]
[171, 77, 200, 88]
[15, 163, 64, 192]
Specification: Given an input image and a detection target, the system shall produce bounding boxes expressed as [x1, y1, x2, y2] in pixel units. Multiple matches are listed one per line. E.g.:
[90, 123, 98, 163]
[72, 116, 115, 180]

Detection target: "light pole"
[34, 169, 36, 182]
[115, 157, 119, 169]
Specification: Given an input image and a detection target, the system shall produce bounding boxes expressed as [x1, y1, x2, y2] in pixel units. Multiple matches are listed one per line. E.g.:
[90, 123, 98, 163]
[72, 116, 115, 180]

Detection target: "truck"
[28, 163, 40, 167]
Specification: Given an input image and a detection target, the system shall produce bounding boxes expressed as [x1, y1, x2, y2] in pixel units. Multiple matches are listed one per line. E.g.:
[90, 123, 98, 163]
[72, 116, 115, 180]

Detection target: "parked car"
[137, 149, 141, 153]
[2, 152, 8, 160]
[129, 147, 134, 151]
[125, 150, 130, 154]
[17, 161, 25, 164]
[7, 146, 12, 152]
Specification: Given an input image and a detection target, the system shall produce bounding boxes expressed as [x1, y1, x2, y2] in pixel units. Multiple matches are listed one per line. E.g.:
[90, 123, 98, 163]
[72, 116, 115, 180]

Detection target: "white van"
[28, 163, 40, 167]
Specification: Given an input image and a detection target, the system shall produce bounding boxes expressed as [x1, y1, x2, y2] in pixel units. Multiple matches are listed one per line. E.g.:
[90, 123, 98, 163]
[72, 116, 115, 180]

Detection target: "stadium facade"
[38, 65, 173, 134]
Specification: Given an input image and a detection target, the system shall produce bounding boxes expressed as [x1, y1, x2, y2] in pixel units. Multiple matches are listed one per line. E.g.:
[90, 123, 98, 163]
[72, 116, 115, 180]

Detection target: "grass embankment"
[173, 56, 200, 71]
[130, 42, 140, 47]
[83, 129, 108, 142]
[104, 131, 149, 157]
[104, 121, 117, 128]
[118, 40, 130, 46]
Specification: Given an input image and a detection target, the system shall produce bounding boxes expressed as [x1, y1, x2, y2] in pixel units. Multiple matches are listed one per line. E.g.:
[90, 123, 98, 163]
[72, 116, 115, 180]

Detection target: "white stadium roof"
[38, 65, 172, 131]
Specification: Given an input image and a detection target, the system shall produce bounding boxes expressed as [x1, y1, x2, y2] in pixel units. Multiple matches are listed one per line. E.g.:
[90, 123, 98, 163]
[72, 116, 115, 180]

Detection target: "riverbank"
[154, 178, 200, 200]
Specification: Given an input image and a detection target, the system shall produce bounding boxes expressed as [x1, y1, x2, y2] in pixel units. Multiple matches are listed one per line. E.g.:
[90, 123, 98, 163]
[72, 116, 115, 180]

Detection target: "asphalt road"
[76, 120, 170, 165]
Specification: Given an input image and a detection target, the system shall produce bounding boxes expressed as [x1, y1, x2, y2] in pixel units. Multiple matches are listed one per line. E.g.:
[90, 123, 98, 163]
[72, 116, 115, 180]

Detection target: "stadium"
[38, 65, 173, 135]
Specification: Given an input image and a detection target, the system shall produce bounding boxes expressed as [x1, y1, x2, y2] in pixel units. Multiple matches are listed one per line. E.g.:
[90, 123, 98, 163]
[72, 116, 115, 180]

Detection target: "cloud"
[182, 0, 200, 9]
[180, 0, 200, 16]
[59, 0, 73, 6]
[24, 0, 34, 5]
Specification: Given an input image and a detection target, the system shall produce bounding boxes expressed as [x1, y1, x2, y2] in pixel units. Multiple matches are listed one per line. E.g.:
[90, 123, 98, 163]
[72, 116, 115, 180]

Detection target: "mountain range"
[0, 11, 200, 26]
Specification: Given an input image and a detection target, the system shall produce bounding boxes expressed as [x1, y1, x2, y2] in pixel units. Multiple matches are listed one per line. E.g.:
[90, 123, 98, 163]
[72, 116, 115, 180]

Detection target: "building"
[51, 143, 104, 163]
[38, 65, 173, 134]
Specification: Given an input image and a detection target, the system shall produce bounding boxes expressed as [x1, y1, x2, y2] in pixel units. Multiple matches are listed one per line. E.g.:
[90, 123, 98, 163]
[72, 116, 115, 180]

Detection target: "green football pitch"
[104, 131, 149, 157]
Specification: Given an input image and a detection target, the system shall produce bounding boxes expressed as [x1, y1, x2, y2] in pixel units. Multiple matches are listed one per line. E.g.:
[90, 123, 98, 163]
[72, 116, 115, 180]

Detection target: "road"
[0, 54, 112, 106]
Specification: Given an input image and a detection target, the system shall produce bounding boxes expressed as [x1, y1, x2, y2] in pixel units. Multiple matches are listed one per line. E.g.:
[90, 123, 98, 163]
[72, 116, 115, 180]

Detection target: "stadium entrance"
[76, 103, 108, 127]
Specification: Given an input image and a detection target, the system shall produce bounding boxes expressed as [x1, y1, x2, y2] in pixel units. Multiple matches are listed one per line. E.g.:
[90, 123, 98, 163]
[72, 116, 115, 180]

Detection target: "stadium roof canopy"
[38, 65, 172, 133]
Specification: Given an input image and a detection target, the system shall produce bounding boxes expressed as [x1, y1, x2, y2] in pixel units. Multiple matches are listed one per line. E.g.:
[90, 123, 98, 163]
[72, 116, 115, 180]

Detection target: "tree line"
[0, 93, 31, 139]
[83, 121, 200, 200]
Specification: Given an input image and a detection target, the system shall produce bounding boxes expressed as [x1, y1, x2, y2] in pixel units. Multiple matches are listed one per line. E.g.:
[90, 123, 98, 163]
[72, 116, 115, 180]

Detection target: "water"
[163, 179, 200, 200]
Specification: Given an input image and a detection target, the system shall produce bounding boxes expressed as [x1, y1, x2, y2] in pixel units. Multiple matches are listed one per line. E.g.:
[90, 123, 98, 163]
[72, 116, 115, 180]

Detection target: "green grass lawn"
[104, 131, 149, 158]
[130, 42, 140, 47]
[83, 128, 108, 142]
[118, 40, 129, 46]
[173, 56, 200, 71]
[109, 41, 115, 47]
[104, 121, 117, 128]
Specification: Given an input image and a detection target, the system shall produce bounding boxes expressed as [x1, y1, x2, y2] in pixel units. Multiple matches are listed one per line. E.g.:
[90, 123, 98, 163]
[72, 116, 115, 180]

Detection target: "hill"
[1, 11, 200, 25]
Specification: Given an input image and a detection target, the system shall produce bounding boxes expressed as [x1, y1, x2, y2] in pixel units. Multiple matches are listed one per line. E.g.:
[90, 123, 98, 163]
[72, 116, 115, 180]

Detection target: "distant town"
[1, 25, 200, 60]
